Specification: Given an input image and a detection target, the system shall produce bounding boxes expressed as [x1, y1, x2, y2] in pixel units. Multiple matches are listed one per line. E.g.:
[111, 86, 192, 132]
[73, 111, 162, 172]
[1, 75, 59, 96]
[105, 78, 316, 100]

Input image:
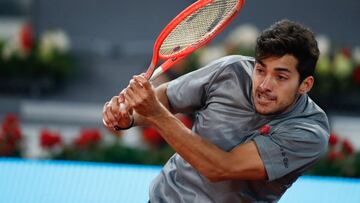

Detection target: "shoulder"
[214, 55, 255, 66]
[273, 95, 330, 135]
[206, 55, 255, 75]
[292, 96, 330, 136]
[200, 55, 255, 85]
[271, 105, 330, 154]
[170, 55, 255, 88]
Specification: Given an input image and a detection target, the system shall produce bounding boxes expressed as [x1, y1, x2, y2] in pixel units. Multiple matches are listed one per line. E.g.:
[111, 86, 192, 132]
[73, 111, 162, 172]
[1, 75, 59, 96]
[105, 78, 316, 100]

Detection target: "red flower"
[142, 127, 164, 147]
[142, 115, 192, 148]
[341, 47, 351, 59]
[328, 133, 339, 146]
[353, 66, 360, 86]
[0, 131, 4, 142]
[4, 113, 19, 125]
[1, 113, 22, 143]
[2, 124, 22, 143]
[2, 123, 12, 135]
[0, 113, 23, 156]
[74, 128, 102, 148]
[342, 139, 354, 155]
[19, 23, 33, 51]
[40, 129, 62, 149]
[327, 151, 344, 161]
[259, 125, 271, 135]
[8, 127, 22, 144]
[177, 114, 193, 129]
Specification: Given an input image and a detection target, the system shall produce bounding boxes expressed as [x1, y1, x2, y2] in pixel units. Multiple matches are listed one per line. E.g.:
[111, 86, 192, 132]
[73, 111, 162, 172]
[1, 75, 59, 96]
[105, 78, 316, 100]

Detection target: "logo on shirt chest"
[259, 124, 271, 135]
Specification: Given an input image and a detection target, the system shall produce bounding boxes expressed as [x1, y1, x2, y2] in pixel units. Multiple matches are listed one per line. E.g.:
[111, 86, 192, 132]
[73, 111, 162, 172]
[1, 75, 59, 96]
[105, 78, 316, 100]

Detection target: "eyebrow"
[274, 67, 291, 73]
[256, 59, 265, 67]
[256, 60, 292, 73]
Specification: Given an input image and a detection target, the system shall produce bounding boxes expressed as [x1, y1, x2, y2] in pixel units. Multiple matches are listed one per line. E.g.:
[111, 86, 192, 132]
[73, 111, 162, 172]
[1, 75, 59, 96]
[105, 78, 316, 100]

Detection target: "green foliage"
[54, 141, 175, 166]
[307, 154, 359, 178]
[0, 44, 74, 80]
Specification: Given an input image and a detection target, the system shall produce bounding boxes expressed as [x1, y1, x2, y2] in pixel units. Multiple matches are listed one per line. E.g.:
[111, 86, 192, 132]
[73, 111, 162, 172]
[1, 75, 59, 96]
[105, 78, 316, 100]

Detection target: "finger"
[134, 75, 151, 90]
[123, 89, 136, 109]
[103, 118, 115, 132]
[129, 78, 144, 90]
[127, 83, 145, 104]
[119, 102, 127, 113]
[118, 90, 125, 103]
[102, 118, 111, 128]
[110, 96, 120, 119]
[119, 102, 132, 121]
[121, 99, 133, 118]
[102, 114, 111, 127]
[118, 91, 129, 113]
[104, 120, 121, 134]
[105, 110, 116, 127]
[102, 101, 109, 116]
[102, 106, 112, 127]
[119, 90, 132, 117]
[102, 102, 111, 126]
[105, 107, 118, 127]
[120, 109, 131, 121]
[129, 78, 151, 102]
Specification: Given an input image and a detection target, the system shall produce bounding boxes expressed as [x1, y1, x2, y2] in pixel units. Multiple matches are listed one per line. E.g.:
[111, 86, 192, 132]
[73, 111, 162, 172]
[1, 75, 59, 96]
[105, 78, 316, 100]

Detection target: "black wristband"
[113, 117, 134, 131]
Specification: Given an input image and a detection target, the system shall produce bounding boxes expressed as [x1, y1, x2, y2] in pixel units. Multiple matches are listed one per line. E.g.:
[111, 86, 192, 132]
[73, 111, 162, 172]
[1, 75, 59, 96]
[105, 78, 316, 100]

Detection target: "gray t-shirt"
[149, 55, 330, 203]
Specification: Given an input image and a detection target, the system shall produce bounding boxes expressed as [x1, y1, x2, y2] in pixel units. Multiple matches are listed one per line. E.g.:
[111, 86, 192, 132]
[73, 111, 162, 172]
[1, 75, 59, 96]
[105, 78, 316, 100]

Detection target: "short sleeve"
[253, 121, 329, 181]
[167, 58, 227, 113]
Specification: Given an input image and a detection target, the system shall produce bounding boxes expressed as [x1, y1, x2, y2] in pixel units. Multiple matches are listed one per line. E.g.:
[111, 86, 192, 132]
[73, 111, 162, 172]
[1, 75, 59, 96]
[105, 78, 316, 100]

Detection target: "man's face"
[252, 54, 302, 115]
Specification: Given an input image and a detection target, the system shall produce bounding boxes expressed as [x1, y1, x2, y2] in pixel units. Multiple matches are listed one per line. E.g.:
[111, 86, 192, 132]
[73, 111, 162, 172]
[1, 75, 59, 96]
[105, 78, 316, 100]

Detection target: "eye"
[255, 67, 265, 74]
[277, 75, 288, 81]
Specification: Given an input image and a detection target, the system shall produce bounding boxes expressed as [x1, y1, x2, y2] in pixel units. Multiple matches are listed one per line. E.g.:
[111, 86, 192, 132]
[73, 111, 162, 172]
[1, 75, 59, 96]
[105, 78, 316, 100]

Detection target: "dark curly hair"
[255, 19, 319, 82]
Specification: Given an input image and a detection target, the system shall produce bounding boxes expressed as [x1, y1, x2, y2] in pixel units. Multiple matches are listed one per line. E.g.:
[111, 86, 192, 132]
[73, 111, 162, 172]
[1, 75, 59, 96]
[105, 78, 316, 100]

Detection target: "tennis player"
[103, 19, 329, 202]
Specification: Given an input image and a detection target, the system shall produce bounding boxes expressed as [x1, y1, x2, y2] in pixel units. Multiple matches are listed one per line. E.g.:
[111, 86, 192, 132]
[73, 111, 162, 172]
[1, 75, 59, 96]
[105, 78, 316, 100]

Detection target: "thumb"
[118, 93, 125, 103]
[119, 102, 127, 113]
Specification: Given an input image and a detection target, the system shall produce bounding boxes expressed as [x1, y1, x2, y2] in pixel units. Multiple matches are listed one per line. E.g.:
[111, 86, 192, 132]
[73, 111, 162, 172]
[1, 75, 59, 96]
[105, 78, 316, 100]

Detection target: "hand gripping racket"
[145, 0, 245, 81]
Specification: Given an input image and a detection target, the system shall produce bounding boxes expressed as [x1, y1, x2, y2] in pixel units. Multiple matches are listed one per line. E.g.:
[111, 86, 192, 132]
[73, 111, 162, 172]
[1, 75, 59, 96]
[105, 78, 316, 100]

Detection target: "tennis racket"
[145, 0, 245, 81]
[111, 0, 245, 130]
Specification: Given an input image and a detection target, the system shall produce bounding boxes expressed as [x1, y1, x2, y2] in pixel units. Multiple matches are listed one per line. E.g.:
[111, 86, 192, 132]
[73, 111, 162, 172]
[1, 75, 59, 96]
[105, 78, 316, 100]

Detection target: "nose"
[259, 76, 274, 91]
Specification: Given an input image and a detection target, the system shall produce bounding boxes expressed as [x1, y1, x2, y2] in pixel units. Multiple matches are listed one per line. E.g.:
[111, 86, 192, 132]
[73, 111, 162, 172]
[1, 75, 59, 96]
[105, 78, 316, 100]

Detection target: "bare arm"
[147, 105, 267, 181]
[123, 75, 267, 181]
[132, 82, 173, 127]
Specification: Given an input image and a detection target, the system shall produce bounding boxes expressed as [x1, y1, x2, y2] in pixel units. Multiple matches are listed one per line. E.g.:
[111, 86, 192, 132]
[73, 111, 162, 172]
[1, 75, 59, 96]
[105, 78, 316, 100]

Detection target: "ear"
[298, 76, 314, 94]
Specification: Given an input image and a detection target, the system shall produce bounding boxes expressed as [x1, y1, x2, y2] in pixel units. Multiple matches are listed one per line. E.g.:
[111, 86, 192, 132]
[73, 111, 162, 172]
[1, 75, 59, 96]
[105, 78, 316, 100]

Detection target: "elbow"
[200, 165, 229, 183]
[196, 158, 237, 182]
[203, 171, 223, 182]
[206, 175, 226, 183]
[202, 164, 268, 182]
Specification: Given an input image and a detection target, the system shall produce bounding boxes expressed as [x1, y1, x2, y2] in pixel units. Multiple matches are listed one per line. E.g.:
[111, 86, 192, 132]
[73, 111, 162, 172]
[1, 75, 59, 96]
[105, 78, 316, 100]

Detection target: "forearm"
[121, 75, 266, 181]
[133, 82, 172, 126]
[148, 106, 230, 181]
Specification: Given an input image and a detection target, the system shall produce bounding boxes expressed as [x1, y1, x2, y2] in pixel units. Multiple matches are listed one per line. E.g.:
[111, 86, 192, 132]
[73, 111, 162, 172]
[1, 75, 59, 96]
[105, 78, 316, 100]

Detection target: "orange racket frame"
[145, 0, 245, 80]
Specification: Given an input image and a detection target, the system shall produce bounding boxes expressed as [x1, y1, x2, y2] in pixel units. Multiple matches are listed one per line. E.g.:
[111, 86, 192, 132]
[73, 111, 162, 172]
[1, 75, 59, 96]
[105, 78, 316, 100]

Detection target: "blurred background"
[1, 0, 360, 202]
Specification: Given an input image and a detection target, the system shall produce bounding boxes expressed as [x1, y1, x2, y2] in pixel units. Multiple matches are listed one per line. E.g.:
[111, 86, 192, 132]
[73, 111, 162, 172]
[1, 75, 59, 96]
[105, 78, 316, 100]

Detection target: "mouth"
[256, 92, 276, 105]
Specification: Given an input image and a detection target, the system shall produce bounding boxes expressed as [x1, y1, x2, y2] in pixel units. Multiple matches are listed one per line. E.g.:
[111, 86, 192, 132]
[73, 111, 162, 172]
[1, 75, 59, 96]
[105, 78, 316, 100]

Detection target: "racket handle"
[149, 66, 163, 81]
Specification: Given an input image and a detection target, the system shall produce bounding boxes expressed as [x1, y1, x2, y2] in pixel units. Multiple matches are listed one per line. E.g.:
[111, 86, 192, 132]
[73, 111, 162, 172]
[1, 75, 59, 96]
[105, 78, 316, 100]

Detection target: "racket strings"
[160, 0, 239, 57]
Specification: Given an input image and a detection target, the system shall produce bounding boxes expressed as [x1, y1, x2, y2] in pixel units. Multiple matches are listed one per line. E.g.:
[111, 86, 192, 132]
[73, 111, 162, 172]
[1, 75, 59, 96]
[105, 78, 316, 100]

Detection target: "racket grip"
[149, 66, 164, 81]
